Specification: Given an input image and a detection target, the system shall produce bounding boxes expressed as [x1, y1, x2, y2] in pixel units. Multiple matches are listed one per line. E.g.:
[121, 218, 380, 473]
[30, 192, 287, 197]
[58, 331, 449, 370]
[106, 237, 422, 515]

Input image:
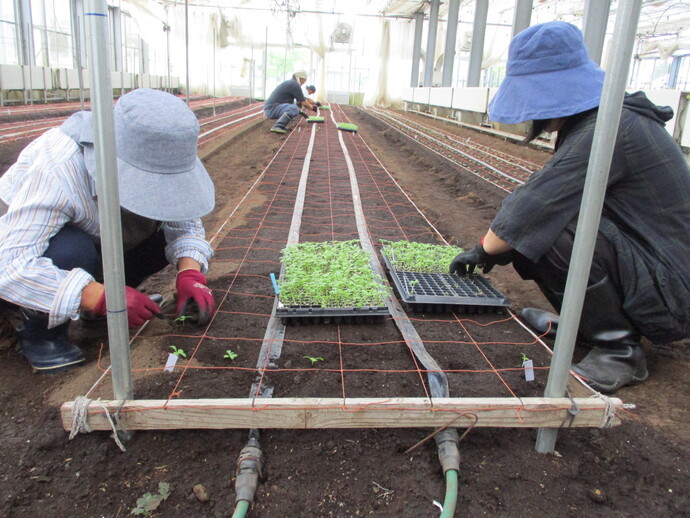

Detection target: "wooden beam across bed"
[61, 396, 623, 431]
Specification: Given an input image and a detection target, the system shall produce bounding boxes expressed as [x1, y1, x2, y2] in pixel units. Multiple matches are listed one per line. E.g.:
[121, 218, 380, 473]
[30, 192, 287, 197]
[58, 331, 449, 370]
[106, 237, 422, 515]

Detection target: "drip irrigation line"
[336, 112, 449, 399]
[362, 108, 518, 193]
[370, 107, 541, 174]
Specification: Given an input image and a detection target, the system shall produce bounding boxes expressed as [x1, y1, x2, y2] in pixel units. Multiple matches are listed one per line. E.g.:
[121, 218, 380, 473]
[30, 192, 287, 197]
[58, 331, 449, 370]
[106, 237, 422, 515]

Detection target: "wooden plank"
[61, 396, 622, 431]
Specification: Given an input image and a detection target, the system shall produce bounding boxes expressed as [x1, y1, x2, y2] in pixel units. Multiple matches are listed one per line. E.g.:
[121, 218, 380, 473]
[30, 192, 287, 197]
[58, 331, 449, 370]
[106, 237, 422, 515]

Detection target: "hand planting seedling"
[170, 345, 187, 358]
[279, 240, 386, 308]
[223, 349, 238, 360]
[304, 355, 324, 365]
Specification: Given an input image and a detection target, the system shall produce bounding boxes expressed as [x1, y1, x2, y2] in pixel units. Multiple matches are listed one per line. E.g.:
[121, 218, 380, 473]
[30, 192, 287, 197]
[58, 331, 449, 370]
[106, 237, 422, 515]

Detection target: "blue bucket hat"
[72, 88, 215, 222]
[306, 85, 316, 93]
[488, 21, 605, 124]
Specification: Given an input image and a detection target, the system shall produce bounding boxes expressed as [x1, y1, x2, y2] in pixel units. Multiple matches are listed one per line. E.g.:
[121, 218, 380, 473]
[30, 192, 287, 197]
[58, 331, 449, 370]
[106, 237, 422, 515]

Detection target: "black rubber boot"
[270, 113, 292, 134]
[18, 309, 85, 373]
[519, 308, 559, 337]
[570, 277, 648, 393]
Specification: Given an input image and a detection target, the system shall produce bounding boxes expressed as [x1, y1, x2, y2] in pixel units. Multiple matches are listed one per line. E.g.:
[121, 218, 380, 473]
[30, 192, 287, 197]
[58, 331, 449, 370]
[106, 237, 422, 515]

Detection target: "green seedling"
[131, 482, 170, 515]
[408, 279, 419, 294]
[170, 346, 187, 358]
[223, 349, 238, 360]
[521, 352, 531, 365]
[279, 240, 386, 308]
[174, 315, 192, 324]
[304, 356, 324, 365]
[381, 240, 464, 274]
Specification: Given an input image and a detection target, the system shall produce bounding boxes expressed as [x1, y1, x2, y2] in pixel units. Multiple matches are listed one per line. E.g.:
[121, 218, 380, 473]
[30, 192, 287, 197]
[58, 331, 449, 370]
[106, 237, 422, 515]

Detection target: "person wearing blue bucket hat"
[0, 88, 217, 373]
[449, 21, 690, 393]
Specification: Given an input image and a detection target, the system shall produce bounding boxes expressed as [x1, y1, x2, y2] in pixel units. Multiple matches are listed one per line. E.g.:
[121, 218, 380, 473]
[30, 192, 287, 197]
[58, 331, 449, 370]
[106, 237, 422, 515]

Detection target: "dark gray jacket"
[491, 92, 690, 343]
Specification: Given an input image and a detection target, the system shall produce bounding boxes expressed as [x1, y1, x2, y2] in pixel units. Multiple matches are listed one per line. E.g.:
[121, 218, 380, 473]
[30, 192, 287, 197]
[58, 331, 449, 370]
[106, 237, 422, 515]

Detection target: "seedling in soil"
[174, 315, 192, 324]
[223, 349, 238, 360]
[304, 355, 324, 365]
[170, 346, 187, 358]
[521, 352, 531, 365]
[131, 482, 170, 515]
[408, 279, 419, 294]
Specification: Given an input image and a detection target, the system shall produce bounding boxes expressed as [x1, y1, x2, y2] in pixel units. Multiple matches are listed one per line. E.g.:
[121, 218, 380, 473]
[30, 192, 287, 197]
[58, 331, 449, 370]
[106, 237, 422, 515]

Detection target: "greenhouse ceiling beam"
[410, 12, 424, 87]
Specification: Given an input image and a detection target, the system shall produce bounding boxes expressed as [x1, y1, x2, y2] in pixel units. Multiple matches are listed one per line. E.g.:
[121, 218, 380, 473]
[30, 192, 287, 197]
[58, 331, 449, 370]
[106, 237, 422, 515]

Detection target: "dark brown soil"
[0, 105, 688, 518]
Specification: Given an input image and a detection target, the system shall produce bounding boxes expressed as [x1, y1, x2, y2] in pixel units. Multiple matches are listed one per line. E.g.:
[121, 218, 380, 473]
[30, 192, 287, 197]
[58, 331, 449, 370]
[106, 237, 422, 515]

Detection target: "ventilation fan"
[332, 22, 352, 43]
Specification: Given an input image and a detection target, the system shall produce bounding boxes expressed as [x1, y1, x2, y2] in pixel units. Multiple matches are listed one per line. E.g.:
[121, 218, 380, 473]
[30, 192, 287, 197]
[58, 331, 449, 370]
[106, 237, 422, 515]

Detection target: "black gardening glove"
[315, 101, 322, 107]
[312, 105, 319, 113]
[449, 244, 513, 276]
[299, 109, 309, 118]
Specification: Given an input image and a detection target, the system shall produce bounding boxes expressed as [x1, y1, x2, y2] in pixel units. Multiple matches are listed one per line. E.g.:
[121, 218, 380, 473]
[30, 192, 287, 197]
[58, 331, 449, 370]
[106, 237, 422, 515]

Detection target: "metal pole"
[212, 25, 216, 115]
[262, 27, 268, 99]
[583, 0, 612, 65]
[442, 0, 460, 87]
[535, 0, 642, 454]
[424, 0, 440, 86]
[512, 0, 533, 37]
[185, 0, 190, 104]
[164, 5, 171, 94]
[71, 0, 85, 109]
[410, 12, 424, 87]
[468, 0, 489, 87]
[84, 0, 133, 402]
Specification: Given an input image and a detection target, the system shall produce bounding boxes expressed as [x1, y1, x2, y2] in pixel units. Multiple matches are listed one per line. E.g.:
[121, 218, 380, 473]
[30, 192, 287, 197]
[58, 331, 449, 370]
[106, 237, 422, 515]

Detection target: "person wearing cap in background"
[0, 88, 216, 373]
[448, 21, 690, 393]
[264, 71, 317, 134]
[304, 85, 321, 108]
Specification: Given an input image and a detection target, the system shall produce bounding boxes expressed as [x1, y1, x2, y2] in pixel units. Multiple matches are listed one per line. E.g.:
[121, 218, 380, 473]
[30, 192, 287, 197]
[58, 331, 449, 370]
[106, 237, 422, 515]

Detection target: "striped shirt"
[0, 127, 212, 328]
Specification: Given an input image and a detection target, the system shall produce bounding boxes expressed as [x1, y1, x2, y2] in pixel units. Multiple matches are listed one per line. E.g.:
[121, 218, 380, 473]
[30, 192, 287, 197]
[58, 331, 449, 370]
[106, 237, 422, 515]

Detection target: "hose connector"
[435, 428, 461, 474]
[235, 437, 264, 503]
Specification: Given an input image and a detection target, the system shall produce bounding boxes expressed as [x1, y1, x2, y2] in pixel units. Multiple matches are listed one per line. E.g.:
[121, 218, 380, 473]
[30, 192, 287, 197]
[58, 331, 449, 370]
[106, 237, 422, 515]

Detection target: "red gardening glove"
[176, 270, 215, 326]
[92, 286, 162, 328]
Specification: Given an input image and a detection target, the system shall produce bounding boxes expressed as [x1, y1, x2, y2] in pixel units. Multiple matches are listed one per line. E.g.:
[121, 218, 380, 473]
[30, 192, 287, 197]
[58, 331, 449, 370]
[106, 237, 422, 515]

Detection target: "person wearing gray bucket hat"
[449, 21, 690, 393]
[0, 88, 216, 373]
[264, 71, 317, 134]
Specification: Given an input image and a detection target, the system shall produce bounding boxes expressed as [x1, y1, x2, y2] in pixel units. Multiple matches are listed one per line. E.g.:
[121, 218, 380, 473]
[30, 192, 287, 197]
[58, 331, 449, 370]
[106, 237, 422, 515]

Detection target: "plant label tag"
[164, 353, 178, 373]
[523, 359, 535, 381]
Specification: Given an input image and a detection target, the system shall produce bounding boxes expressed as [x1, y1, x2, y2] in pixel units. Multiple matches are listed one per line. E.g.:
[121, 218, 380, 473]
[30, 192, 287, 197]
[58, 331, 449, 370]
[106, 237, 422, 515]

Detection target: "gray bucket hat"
[77, 88, 214, 222]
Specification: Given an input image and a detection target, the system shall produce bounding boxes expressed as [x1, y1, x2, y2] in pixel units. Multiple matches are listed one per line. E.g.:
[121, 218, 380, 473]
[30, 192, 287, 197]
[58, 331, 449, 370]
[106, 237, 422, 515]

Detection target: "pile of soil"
[0, 106, 688, 517]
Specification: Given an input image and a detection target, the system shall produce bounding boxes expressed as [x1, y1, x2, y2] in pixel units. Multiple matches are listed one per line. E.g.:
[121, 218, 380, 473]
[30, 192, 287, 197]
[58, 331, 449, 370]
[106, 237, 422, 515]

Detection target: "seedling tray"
[337, 122, 358, 132]
[382, 255, 509, 313]
[276, 302, 389, 325]
[307, 116, 325, 123]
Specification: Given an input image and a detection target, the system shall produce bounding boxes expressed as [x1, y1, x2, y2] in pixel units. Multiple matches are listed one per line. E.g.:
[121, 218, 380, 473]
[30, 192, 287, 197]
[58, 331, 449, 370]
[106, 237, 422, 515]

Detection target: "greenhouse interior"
[0, 1, 689, 517]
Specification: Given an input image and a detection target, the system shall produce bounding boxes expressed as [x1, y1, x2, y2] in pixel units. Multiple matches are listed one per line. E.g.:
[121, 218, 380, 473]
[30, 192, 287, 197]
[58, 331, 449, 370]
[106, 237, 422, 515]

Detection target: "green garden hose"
[439, 469, 458, 518]
[232, 500, 250, 518]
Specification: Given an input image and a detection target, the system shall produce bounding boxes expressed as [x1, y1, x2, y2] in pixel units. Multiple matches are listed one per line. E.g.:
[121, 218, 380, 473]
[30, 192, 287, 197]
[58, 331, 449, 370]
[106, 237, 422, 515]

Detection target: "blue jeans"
[264, 103, 299, 120]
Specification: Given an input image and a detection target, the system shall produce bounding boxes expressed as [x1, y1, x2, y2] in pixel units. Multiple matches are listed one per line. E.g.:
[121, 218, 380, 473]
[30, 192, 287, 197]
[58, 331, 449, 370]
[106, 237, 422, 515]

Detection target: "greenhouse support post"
[84, 0, 133, 402]
[535, 0, 642, 454]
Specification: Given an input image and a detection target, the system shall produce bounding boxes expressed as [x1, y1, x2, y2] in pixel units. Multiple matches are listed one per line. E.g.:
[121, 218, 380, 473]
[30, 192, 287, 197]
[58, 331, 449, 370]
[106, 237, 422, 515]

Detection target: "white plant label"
[164, 353, 179, 373]
[523, 359, 535, 381]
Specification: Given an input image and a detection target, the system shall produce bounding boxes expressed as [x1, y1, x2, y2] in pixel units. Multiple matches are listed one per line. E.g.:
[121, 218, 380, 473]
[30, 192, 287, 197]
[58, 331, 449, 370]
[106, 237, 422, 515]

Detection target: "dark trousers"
[44, 225, 169, 288]
[511, 223, 622, 312]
